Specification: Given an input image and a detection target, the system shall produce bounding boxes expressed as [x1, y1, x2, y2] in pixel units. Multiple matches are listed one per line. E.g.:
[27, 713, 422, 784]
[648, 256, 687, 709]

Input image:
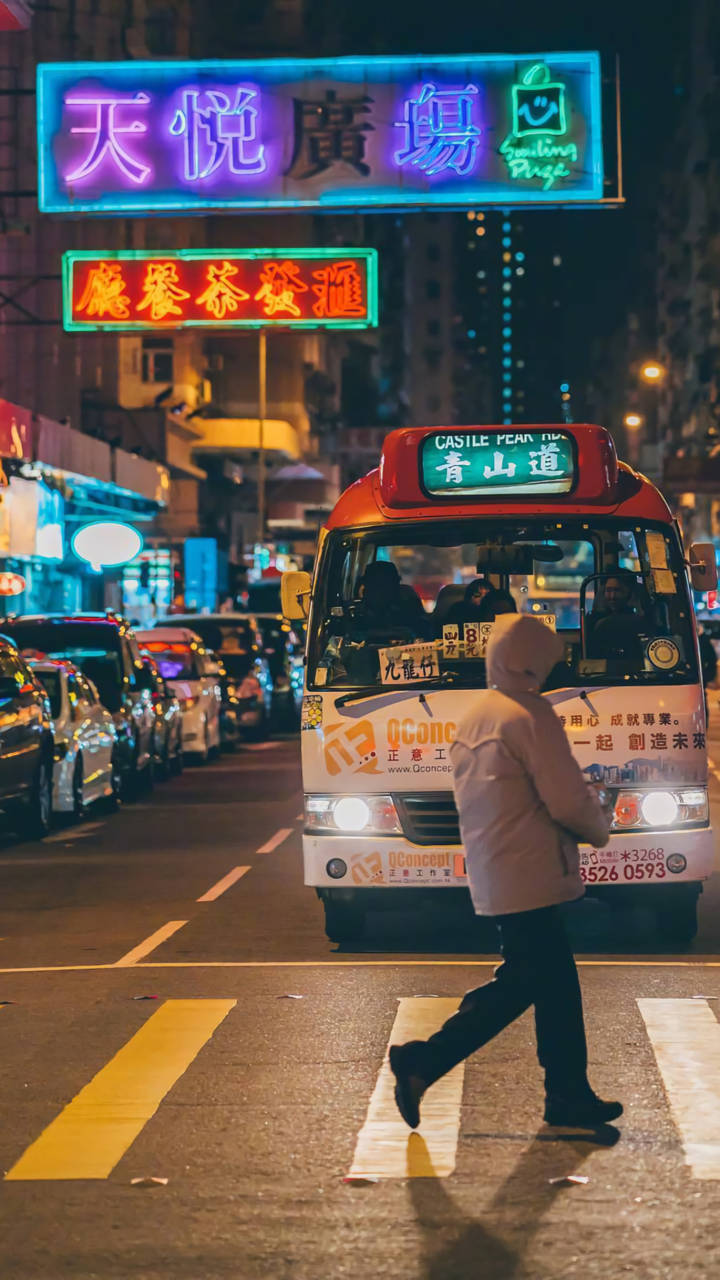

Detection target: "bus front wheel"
[321, 892, 366, 944]
[655, 885, 700, 946]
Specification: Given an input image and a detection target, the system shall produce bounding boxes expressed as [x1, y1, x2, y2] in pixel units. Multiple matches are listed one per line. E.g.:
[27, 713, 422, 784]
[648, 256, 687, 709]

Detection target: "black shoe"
[389, 1044, 427, 1129]
[544, 1093, 623, 1127]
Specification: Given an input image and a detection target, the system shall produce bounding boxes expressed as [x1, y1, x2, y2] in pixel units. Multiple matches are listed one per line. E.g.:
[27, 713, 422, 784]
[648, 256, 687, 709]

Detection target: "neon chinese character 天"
[285, 89, 373, 179]
[254, 260, 308, 318]
[311, 260, 365, 319]
[169, 87, 266, 182]
[64, 92, 151, 184]
[395, 83, 481, 176]
[137, 262, 190, 321]
[195, 261, 250, 319]
[75, 261, 131, 319]
[436, 451, 470, 484]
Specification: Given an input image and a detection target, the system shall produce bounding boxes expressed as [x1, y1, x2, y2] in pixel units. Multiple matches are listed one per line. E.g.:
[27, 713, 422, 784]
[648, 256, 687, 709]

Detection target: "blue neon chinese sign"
[37, 54, 604, 213]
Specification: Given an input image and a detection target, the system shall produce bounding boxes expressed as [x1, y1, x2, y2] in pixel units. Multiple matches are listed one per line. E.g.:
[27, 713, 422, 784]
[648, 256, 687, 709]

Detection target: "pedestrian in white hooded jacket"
[389, 612, 623, 1132]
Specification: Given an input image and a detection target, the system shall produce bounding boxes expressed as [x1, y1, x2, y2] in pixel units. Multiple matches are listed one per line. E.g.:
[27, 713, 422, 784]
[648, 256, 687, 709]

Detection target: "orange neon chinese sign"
[63, 249, 378, 330]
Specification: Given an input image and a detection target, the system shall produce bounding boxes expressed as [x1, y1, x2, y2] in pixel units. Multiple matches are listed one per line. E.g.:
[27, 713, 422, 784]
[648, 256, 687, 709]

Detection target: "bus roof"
[327, 424, 673, 529]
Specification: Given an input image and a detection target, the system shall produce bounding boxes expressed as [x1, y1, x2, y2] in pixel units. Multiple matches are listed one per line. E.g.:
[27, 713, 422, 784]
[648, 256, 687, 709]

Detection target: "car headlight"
[612, 787, 708, 830]
[305, 793, 401, 835]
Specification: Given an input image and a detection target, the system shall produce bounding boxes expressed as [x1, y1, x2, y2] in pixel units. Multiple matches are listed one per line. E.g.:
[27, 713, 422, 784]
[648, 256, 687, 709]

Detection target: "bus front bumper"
[303, 827, 714, 890]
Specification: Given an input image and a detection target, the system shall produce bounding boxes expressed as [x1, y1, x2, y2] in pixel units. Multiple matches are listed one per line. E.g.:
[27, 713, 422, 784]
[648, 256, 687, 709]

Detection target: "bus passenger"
[353, 561, 427, 638]
[444, 578, 493, 626]
[588, 572, 645, 666]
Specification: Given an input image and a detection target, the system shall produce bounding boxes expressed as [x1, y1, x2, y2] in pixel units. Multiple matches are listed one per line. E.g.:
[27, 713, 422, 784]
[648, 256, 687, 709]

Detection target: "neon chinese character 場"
[75, 261, 131, 319]
[254, 261, 308, 318]
[137, 262, 190, 321]
[395, 83, 481, 176]
[311, 260, 365, 318]
[285, 89, 373, 179]
[64, 91, 151, 185]
[169, 87, 266, 182]
[196, 261, 250, 319]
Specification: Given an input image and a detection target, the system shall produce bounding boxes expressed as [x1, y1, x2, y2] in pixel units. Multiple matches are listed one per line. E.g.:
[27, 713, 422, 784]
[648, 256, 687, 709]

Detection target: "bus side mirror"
[689, 543, 718, 592]
[281, 570, 311, 620]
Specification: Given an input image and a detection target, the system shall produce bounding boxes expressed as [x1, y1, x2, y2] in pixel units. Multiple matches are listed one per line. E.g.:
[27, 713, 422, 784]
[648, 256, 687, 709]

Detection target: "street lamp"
[640, 361, 666, 383]
[624, 412, 643, 429]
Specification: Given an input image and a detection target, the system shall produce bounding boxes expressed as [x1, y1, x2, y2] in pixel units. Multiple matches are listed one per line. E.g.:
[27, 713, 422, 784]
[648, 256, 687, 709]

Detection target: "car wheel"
[72, 755, 85, 822]
[195, 721, 210, 764]
[171, 738, 184, 775]
[159, 737, 171, 781]
[323, 897, 366, 944]
[17, 755, 53, 840]
[656, 889, 700, 947]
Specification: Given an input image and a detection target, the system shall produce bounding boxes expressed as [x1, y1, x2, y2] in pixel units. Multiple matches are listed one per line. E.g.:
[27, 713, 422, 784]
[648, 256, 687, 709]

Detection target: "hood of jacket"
[485, 613, 564, 695]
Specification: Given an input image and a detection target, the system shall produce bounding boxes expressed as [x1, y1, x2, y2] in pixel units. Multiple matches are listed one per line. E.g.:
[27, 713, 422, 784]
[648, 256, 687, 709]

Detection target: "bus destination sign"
[421, 430, 575, 497]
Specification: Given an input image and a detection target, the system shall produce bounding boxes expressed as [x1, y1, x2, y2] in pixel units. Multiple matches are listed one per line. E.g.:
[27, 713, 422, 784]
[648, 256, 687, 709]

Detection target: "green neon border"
[62, 247, 379, 332]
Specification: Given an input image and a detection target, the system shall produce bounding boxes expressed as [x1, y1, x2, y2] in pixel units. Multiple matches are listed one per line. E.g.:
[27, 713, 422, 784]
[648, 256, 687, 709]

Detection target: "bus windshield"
[309, 518, 698, 690]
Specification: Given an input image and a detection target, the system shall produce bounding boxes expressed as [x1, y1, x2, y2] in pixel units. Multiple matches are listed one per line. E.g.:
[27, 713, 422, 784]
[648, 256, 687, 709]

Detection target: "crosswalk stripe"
[348, 997, 464, 1179]
[638, 998, 720, 1179]
[5, 998, 236, 1181]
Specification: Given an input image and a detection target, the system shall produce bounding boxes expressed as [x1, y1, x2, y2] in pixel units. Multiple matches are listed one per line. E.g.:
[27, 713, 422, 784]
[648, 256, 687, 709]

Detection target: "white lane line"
[348, 997, 464, 1179]
[196, 866, 250, 902]
[638, 998, 720, 1179]
[43, 821, 105, 844]
[114, 921, 188, 968]
[256, 827, 293, 854]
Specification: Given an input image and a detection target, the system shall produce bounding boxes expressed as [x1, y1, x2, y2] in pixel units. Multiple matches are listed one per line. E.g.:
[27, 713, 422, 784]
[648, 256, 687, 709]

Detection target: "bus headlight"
[612, 787, 708, 830]
[305, 794, 401, 835]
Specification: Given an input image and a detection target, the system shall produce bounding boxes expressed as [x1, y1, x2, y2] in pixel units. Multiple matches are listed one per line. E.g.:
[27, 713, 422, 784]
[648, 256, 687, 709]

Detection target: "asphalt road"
[2, 726, 720, 1279]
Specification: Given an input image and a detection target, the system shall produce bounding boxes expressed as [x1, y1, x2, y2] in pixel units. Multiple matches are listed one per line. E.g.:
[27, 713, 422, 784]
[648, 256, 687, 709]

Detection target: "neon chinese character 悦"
[528, 441, 561, 475]
[483, 450, 517, 481]
[195, 261, 250, 319]
[137, 262, 190, 321]
[254, 261, 308, 318]
[395, 83, 481, 176]
[285, 89, 373, 179]
[64, 92, 151, 185]
[169, 88, 266, 182]
[436, 451, 470, 484]
[311, 260, 365, 319]
[75, 261, 131, 319]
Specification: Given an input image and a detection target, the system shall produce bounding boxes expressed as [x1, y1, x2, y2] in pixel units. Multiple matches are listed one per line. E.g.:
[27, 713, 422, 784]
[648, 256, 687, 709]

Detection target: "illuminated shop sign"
[62, 249, 378, 330]
[38, 54, 603, 213]
[421, 430, 575, 497]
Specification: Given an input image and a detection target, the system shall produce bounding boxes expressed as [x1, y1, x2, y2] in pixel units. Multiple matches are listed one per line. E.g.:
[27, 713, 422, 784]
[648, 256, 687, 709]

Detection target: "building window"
[425, 279, 441, 300]
[141, 337, 174, 384]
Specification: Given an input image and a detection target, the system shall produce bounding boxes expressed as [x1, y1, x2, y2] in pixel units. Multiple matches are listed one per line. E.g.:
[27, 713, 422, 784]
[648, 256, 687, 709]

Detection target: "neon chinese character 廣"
[395, 83, 481, 176]
[285, 89, 373, 179]
[65, 92, 151, 185]
[436, 451, 470, 484]
[195, 261, 250, 319]
[169, 87, 266, 182]
[254, 261, 308, 318]
[75, 261, 131, 319]
[311, 260, 365, 318]
[137, 262, 190, 321]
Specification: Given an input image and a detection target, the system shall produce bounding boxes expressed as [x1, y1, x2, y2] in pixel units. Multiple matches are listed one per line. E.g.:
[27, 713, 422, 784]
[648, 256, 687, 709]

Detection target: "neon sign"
[62, 249, 379, 331]
[38, 54, 604, 212]
[420, 430, 575, 497]
[501, 64, 578, 191]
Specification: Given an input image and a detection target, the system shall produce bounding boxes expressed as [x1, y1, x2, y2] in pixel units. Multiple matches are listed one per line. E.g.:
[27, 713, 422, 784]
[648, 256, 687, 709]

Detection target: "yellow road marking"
[5, 998, 235, 1181]
[114, 920, 188, 967]
[0, 959, 719, 975]
[638, 998, 720, 1179]
[256, 828, 293, 854]
[348, 997, 463, 1179]
[197, 866, 251, 902]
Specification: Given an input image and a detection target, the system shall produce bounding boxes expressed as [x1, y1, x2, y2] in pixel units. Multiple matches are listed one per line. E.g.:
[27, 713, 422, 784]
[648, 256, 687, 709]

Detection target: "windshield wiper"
[333, 671, 462, 707]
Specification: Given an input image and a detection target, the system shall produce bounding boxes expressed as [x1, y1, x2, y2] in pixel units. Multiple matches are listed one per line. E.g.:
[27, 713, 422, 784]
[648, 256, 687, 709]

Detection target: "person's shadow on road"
[408, 1125, 620, 1280]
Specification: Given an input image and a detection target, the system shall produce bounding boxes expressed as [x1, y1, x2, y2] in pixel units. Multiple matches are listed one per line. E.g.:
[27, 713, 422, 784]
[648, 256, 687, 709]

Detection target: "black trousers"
[418, 905, 589, 1097]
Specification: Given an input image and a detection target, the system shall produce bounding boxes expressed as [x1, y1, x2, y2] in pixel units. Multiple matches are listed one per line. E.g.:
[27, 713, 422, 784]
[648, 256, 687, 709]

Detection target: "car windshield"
[33, 670, 62, 717]
[310, 518, 698, 690]
[140, 642, 200, 681]
[175, 620, 254, 677]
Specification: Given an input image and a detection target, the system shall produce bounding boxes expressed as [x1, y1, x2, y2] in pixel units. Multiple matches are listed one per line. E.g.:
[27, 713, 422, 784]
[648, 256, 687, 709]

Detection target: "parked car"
[214, 654, 241, 750]
[0, 637, 54, 837]
[0, 613, 155, 798]
[162, 614, 272, 739]
[139, 653, 183, 778]
[135, 627, 221, 762]
[29, 659, 119, 819]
